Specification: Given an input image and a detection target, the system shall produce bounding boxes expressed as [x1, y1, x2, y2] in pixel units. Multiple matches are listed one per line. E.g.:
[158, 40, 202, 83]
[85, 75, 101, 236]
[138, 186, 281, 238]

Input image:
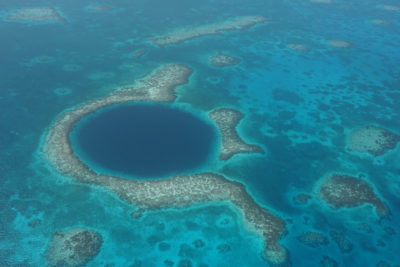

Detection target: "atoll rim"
[40, 64, 288, 263]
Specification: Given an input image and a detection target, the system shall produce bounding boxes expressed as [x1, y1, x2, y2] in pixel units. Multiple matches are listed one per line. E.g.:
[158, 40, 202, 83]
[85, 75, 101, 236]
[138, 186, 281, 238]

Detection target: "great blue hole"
[71, 104, 217, 178]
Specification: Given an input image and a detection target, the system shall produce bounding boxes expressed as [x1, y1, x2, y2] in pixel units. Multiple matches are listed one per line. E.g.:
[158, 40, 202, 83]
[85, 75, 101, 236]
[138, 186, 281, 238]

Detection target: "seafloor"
[1, 0, 399, 266]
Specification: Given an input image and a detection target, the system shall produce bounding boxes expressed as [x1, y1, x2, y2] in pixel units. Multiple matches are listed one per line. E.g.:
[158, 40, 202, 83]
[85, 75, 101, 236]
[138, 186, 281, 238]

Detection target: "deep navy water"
[72, 104, 216, 178]
[0, 0, 400, 266]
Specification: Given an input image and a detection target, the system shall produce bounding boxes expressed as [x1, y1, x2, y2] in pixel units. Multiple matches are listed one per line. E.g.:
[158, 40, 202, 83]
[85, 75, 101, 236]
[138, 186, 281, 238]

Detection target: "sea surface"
[0, 0, 399, 266]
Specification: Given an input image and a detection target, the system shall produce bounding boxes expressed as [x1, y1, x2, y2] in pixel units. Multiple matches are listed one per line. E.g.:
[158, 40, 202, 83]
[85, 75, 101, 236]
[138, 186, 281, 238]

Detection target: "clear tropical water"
[1, 0, 399, 266]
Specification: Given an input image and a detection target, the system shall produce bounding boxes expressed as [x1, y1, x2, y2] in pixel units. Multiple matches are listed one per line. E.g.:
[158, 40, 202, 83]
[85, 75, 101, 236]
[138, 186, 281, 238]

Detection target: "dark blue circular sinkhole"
[71, 104, 217, 178]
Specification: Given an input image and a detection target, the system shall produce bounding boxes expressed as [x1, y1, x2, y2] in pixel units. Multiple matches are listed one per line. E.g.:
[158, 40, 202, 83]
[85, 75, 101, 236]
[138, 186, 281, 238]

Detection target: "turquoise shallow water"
[1, 0, 399, 266]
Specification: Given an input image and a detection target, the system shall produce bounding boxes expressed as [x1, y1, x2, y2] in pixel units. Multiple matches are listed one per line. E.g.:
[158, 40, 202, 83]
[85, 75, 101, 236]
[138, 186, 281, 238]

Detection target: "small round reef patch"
[72, 104, 216, 177]
[296, 231, 329, 248]
[209, 52, 240, 67]
[317, 174, 388, 217]
[53, 87, 72, 96]
[46, 228, 102, 267]
[347, 125, 400, 156]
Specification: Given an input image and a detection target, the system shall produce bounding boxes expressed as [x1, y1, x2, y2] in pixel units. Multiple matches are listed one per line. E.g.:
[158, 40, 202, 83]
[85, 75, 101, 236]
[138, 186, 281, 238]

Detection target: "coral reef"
[53, 87, 72, 96]
[310, 0, 332, 3]
[370, 19, 390, 25]
[292, 193, 312, 205]
[41, 64, 287, 265]
[329, 231, 354, 254]
[209, 52, 240, 67]
[150, 16, 267, 46]
[296, 231, 329, 248]
[46, 228, 102, 267]
[287, 44, 310, 52]
[317, 174, 388, 217]
[7, 8, 65, 23]
[327, 40, 352, 48]
[381, 5, 400, 11]
[319, 255, 338, 267]
[347, 125, 400, 156]
[208, 108, 264, 160]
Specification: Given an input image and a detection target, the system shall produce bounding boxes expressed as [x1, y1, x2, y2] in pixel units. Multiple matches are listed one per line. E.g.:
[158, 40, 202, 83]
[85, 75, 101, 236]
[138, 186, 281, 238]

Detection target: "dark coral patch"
[46, 228, 102, 267]
[318, 174, 388, 217]
[330, 231, 353, 254]
[296, 231, 329, 248]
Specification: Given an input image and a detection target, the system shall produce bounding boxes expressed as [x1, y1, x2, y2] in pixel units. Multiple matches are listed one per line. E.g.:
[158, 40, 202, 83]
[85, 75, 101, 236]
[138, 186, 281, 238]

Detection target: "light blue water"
[1, 0, 399, 266]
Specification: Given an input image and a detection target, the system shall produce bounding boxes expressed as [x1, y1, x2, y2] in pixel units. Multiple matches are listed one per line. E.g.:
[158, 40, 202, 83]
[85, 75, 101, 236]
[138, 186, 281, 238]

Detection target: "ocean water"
[0, 0, 399, 267]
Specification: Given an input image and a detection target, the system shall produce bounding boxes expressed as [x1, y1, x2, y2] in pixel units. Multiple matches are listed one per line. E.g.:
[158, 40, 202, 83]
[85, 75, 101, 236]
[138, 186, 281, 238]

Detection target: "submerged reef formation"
[53, 87, 72, 96]
[310, 0, 332, 3]
[287, 44, 310, 52]
[41, 64, 287, 264]
[209, 52, 241, 67]
[370, 19, 390, 26]
[329, 231, 354, 254]
[327, 40, 352, 48]
[208, 108, 264, 160]
[292, 193, 312, 205]
[296, 231, 329, 248]
[6, 8, 65, 23]
[46, 228, 102, 266]
[319, 255, 338, 267]
[347, 125, 400, 156]
[150, 16, 267, 46]
[317, 174, 388, 217]
[380, 5, 400, 11]
[131, 49, 146, 58]
[62, 64, 82, 72]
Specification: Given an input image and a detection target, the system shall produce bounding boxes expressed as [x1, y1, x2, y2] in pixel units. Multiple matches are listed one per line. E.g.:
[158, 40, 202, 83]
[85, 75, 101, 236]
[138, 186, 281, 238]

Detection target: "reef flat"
[209, 108, 264, 160]
[150, 16, 267, 46]
[41, 64, 287, 265]
[347, 125, 400, 156]
[6, 8, 65, 23]
[317, 174, 388, 217]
